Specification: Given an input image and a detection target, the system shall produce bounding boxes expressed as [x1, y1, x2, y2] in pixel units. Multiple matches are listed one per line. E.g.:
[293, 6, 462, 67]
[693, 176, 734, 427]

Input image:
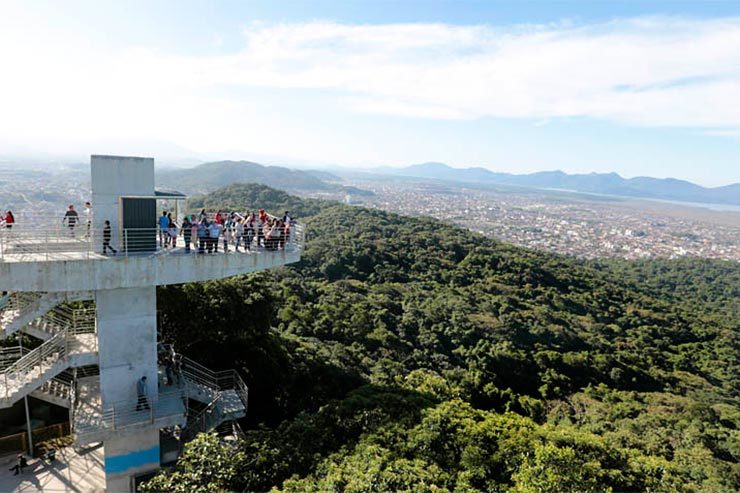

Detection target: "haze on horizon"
[1, 0, 740, 187]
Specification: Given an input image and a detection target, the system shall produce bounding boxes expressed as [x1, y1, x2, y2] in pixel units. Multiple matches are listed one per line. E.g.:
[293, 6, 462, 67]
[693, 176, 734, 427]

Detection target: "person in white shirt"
[84, 202, 92, 238]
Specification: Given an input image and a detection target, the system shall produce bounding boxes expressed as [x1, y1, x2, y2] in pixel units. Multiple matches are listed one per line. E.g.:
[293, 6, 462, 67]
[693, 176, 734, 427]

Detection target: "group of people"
[159, 208, 294, 254]
[0, 203, 294, 257]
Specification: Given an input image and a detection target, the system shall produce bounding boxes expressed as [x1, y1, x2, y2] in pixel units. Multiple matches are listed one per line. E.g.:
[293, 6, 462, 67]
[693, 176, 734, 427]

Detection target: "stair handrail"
[180, 355, 221, 391]
[0, 345, 25, 371]
[1, 292, 43, 320]
[2, 330, 69, 399]
[233, 372, 249, 412]
[30, 305, 95, 336]
[2, 323, 96, 399]
[183, 392, 224, 441]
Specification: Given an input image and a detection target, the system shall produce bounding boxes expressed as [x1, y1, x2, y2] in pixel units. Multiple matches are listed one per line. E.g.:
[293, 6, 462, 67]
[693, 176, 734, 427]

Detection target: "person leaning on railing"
[1, 210, 14, 229]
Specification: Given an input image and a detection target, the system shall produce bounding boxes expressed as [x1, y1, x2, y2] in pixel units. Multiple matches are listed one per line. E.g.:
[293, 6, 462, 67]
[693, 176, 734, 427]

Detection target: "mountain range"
[380, 162, 740, 206]
[157, 160, 332, 194]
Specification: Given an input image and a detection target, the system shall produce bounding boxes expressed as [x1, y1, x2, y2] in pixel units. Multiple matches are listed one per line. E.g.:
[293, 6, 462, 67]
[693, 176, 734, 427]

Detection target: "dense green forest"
[144, 184, 739, 492]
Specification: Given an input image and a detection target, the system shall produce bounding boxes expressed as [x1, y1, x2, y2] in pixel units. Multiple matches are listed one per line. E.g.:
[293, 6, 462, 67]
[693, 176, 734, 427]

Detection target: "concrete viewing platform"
[0, 234, 303, 292]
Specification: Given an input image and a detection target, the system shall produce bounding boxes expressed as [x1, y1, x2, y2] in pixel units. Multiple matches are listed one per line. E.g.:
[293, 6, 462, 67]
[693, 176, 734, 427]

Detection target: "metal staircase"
[1, 346, 73, 407]
[176, 356, 249, 441]
[30, 377, 72, 408]
[0, 291, 93, 338]
[0, 325, 98, 408]
[25, 305, 96, 341]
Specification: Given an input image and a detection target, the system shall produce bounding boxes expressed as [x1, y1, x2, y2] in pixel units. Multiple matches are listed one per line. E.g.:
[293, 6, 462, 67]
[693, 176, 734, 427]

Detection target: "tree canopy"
[144, 183, 739, 492]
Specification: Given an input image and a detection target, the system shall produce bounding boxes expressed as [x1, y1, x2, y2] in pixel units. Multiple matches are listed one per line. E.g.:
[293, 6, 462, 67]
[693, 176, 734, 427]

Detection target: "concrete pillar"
[96, 286, 159, 491]
[104, 428, 160, 493]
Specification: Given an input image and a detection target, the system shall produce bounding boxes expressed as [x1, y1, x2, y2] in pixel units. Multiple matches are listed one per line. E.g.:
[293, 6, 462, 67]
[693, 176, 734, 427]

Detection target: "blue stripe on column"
[105, 445, 160, 474]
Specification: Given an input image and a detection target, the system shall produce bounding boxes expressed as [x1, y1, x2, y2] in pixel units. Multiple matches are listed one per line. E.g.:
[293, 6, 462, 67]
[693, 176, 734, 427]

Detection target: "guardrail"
[73, 388, 187, 442]
[29, 304, 96, 339]
[0, 217, 305, 262]
[180, 356, 248, 408]
[0, 345, 26, 371]
[178, 355, 249, 441]
[1, 324, 96, 400]
[0, 292, 45, 324]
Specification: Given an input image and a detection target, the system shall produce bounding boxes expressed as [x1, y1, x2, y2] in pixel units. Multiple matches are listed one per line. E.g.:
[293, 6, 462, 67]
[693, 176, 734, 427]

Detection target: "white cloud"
[0, 15, 739, 156]
[226, 18, 740, 127]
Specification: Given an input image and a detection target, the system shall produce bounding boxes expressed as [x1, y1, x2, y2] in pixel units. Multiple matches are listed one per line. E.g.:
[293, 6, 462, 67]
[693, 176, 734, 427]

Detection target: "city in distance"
[2, 157, 738, 262]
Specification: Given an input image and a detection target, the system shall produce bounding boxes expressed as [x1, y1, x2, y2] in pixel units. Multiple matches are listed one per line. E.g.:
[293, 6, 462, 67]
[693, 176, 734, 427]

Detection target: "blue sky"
[1, 0, 739, 186]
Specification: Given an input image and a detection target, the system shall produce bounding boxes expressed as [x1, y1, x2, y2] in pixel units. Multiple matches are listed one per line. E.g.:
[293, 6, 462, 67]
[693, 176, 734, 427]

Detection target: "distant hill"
[383, 162, 740, 206]
[157, 160, 332, 195]
[304, 169, 342, 182]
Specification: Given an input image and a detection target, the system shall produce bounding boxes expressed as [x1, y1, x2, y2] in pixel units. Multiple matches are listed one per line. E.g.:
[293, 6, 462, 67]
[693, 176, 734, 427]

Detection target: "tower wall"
[92, 156, 161, 491]
[91, 155, 155, 254]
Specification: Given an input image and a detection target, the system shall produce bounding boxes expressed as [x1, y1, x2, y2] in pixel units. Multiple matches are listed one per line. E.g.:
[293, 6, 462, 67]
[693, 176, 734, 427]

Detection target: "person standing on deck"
[103, 220, 117, 255]
[84, 201, 92, 238]
[182, 216, 192, 253]
[167, 213, 177, 248]
[158, 211, 170, 248]
[63, 205, 79, 237]
[136, 376, 150, 411]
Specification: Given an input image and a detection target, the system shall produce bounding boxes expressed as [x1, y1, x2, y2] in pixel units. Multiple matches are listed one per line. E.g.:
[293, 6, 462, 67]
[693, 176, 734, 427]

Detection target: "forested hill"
[145, 183, 739, 492]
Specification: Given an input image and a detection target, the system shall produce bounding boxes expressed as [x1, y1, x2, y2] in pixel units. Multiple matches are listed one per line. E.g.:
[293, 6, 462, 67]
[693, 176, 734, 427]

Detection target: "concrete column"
[96, 286, 159, 491]
[96, 287, 158, 404]
[104, 428, 160, 493]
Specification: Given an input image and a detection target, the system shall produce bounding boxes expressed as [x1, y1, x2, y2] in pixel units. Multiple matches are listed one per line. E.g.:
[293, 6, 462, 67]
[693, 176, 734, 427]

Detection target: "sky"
[1, 1, 739, 186]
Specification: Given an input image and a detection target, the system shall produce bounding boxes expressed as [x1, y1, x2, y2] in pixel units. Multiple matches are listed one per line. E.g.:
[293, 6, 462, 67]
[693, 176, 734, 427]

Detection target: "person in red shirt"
[2, 210, 14, 229]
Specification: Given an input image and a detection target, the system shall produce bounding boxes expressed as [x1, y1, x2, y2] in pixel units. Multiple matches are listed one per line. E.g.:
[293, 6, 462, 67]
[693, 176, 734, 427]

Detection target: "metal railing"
[1, 324, 96, 401]
[0, 345, 26, 371]
[73, 388, 187, 441]
[180, 356, 248, 407]
[178, 355, 249, 441]
[0, 220, 305, 262]
[0, 292, 45, 327]
[28, 304, 96, 339]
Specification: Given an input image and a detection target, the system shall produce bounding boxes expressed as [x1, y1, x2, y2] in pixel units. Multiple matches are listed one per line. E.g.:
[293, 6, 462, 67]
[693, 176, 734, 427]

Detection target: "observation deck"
[0, 155, 300, 491]
[0, 220, 305, 292]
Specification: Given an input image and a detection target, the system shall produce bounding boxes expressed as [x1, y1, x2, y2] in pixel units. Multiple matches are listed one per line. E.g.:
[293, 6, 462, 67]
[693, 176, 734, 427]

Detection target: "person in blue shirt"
[158, 211, 170, 248]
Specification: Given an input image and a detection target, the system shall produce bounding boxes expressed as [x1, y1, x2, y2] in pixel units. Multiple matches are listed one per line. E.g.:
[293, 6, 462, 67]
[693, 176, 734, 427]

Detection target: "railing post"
[123, 229, 128, 257]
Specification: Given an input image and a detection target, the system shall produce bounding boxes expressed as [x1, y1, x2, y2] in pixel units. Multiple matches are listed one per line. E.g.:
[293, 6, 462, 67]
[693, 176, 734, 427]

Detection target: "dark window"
[121, 198, 156, 254]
